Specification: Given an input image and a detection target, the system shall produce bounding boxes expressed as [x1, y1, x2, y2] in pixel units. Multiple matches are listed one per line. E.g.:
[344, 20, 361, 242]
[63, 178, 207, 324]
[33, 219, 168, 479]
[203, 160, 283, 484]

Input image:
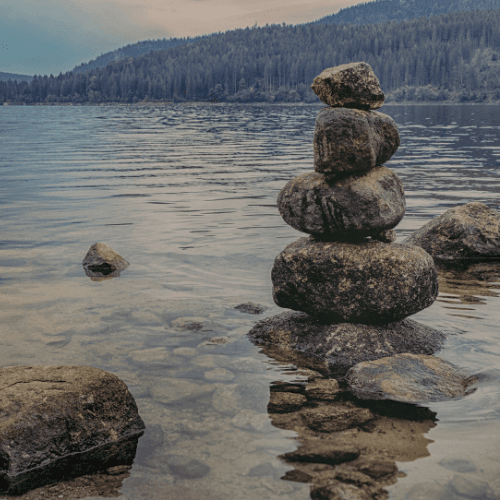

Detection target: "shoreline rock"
[403, 202, 500, 261]
[82, 242, 129, 279]
[0, 365, 145, 495]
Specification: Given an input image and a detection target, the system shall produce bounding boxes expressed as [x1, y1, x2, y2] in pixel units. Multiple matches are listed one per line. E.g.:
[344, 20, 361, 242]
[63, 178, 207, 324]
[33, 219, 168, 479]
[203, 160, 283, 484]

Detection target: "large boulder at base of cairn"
[345, 354, 477, 404]
[310, 62, 385, 109]
[314, 108, 400, 178]
[277, 166, 405, 239]
[248, 311, 445, 368]
[0, 365, 145, 495]
[403, 202, 500, 261]
[272, 237, 438, 324]
[82, 242, 129, 279]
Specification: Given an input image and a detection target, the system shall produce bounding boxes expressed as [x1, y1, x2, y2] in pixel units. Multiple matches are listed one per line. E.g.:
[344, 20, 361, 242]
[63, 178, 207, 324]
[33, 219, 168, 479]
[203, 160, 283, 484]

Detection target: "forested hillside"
[67, 0, 500, 76]
[315, 0, 500, 25]
[72, 36, 209, 74]
[3, 9, 500, 104]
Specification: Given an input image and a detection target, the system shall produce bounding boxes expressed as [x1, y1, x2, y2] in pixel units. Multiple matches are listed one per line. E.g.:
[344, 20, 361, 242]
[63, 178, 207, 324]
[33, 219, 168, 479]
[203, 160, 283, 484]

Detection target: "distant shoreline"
[3, 100, 500, 107]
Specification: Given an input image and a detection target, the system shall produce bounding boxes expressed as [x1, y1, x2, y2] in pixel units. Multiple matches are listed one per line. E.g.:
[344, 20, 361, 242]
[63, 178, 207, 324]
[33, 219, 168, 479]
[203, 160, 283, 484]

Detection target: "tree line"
[2, 8, 500, 104]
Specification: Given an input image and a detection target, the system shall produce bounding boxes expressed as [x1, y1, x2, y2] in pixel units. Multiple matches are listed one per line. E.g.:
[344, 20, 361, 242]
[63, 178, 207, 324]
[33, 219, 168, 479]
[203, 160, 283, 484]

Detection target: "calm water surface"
[1, 103, 500, 499]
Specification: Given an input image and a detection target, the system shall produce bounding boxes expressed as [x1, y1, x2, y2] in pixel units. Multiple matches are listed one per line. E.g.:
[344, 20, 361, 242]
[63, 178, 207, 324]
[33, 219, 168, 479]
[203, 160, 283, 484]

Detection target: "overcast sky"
[1, 0, 361, 76]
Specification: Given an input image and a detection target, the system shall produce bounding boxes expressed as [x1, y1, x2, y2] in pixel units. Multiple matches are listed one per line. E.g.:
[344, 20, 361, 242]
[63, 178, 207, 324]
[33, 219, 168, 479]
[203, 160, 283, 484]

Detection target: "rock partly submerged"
[271, 237, 439, 324]
[0, 365, 145, 495]
[310, 62, 385, 110]
[248, 311, 445, 369]
[277, 167, 405, 239]
[82, 242, 129, 279]
[345, 353, 477, 404]
[403, 202, 500, 261]
[313, 107, 400, 178]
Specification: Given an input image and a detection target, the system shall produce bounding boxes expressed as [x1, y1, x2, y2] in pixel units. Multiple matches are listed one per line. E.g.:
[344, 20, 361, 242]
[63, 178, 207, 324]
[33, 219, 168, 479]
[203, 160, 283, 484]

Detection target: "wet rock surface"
[234, 302, 268, 314]
[271, 237, 439, 323]
[277, 167, 405, 238]
[0, 365, 145, 495]
[82, 242, 129, 279]
[249, 311, 445, 368]
[313, 107, 400, 178]
[345, 353, 477, 403]
[310, 62, 385, 110]
[403, 202, 500, 261]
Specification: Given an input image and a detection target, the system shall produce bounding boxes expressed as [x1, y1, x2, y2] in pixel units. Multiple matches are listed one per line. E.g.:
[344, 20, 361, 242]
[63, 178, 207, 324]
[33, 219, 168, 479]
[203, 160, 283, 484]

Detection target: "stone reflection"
[259, 344, 437, 500]
[436, 260, 500, 307]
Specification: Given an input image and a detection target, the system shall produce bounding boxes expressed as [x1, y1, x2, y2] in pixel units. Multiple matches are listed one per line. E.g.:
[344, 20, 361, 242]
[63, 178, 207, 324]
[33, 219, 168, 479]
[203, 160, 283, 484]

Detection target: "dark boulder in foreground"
[277, 167, 405, 239]
[82, 242, 129, 279]
[0, 365, 145, 495]
[271, 237, 439, 324]
[310, 62, 385, 110]
[248, 311, 445, 368]
[345, 353, 477, 404]
[403, 202, 500, 261]
[313, 108, 400, 178]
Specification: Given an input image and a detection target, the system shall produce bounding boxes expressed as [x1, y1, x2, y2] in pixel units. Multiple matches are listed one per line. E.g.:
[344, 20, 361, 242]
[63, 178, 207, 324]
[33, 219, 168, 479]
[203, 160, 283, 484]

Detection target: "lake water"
[1, 103, 500, 500]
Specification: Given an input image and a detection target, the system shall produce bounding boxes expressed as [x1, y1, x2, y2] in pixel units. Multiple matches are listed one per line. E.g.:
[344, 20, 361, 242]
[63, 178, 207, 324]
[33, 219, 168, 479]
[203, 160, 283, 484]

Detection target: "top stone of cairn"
[311, 62, 385, 109]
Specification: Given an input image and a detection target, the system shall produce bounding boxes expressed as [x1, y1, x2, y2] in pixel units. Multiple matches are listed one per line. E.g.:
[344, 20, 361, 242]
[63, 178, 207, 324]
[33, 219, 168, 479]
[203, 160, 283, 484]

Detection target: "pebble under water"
[0, 103, 499, 500]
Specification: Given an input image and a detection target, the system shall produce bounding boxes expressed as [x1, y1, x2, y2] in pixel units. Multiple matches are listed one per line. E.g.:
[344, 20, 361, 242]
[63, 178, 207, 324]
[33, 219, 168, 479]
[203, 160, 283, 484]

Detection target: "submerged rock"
[311, 62, 385, 110]
[403, 202, 500, 261]
[234, 302, 268, 314]
[313, 108, 400, 178]
[299, 403, 374, 433]
[0, 365, 145, 495]
[271, 237, 439, 324]
[82, 242, 129, 279]
[248, 311, 445, 368]
[345, 353, 477, 403]
[277, 167, 405, 239]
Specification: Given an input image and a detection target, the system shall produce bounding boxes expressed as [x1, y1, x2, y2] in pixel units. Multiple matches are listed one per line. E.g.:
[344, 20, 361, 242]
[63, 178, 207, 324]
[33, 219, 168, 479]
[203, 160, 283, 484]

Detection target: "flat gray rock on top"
[248, 311, 445, 368]
[345, 353, 476, 403]
[311, 62, 385, 109]
[277, 166, 405, 238]
[403, 202, 500, 261]
[313, 107, 400, 178]
[0, 365, 145, 494]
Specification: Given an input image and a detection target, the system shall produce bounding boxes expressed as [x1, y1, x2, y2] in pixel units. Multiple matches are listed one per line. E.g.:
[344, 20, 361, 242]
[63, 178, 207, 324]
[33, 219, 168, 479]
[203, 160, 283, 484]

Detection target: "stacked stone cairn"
[250, 62, 444, 367]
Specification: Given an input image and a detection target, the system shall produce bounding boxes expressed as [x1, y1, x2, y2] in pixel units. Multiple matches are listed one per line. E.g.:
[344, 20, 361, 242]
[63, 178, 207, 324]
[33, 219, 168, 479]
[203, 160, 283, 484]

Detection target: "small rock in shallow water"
[449, 474, 496, 499]
[304, 379, 341, 400]
[268, 392, 307, 413]
[403, 202, 500, 261]
[82, 242, 129, 279]
[346, 353, 477, 403]
[438, 458, 476, 473]
[235, 302, 268, 314]
[164, 455, 210, 479]
[310, 62, 385, 109]
[204, 368, 235, 381]
[299, 402, 373, 432]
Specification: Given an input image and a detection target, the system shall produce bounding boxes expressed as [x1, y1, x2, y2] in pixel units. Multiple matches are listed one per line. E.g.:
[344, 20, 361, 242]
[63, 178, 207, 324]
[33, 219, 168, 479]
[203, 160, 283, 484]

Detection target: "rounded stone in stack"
[313, 108, 400, 178]
[271, 237, 439, 324]
[311, 62, 385, 109]
[277, 166, 405, 239]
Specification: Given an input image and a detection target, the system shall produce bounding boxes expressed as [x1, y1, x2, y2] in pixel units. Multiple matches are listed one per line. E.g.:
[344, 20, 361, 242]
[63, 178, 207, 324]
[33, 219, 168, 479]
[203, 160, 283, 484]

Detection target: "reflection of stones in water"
[436, 260, 500, 307]
[265, 366, 438, 499]
[0, 465, 132, 500]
